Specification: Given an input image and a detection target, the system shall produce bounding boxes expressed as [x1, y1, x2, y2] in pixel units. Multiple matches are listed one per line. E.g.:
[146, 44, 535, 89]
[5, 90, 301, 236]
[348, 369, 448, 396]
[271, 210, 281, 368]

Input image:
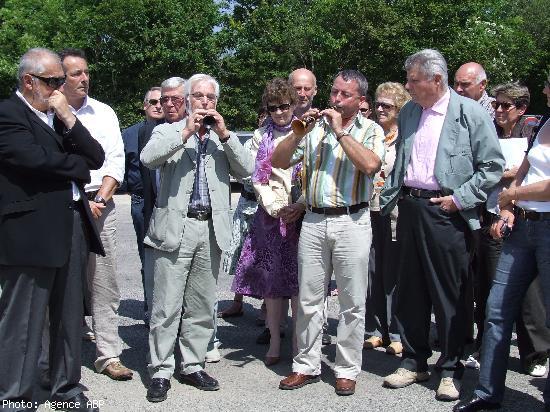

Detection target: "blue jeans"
[475, 216, 550, 404]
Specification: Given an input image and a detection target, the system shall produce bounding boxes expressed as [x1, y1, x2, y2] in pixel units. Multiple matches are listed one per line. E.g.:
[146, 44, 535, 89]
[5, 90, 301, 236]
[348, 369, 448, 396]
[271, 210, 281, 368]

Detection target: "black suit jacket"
[0, 93, 105, 267]
[138, 118, 163, 234]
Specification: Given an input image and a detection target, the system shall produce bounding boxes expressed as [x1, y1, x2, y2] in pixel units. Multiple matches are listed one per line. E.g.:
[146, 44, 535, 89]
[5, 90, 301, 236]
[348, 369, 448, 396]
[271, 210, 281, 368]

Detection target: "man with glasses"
[121, 86, 164, 322]
[273, 70, 385, 396]
[142, 74, 254, 402]
[139, 77, 186, 320]
[454, 62, 495, 118]
[0, 47, 104, 411]
[58, 48, 130, 381]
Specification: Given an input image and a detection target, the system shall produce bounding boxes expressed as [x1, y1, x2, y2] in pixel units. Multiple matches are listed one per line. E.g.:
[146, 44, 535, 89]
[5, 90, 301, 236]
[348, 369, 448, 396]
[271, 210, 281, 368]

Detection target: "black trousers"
[0, 207, 89, 410]
[365, 211, 400, 343]
[395, 196, 470, 379]
[474, 220, 550, 369]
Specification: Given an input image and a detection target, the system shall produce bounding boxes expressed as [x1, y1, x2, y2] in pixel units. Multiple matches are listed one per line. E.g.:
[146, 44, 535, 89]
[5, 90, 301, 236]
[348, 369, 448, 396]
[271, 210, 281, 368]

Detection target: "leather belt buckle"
[187, 210, 212, 221]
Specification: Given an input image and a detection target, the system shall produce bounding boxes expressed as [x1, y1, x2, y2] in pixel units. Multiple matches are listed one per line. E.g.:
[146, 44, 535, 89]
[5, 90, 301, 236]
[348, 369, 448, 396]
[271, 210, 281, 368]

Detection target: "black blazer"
[0, 93, 105, 267]
[138, 118, 163, 234]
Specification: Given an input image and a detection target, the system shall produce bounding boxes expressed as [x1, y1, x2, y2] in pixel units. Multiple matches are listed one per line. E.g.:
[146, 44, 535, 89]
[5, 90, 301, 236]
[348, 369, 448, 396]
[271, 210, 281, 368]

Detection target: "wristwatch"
[93, 195, 107, 206]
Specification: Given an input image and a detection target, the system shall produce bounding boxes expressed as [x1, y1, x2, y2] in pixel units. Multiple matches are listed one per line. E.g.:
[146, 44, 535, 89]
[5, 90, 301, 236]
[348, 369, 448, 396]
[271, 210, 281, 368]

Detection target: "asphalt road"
[39, 194, 547, 411]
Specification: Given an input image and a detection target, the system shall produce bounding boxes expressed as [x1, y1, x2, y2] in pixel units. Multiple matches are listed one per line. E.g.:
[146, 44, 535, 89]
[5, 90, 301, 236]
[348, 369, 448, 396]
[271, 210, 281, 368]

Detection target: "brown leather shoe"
[102, 361, 133, 381]
[279, 373, 320, 390]
[335, 378, 356, 396]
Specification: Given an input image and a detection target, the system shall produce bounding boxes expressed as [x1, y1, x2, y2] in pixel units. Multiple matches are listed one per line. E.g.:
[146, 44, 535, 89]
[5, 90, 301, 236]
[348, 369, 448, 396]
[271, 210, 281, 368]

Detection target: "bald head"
[454, 62, 488, 101]
[289, 68, 317, 117]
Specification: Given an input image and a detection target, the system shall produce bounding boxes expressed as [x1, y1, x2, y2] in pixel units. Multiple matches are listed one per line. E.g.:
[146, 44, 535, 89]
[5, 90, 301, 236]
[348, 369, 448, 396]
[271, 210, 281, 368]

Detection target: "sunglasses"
[30, 74, 66, 89]
[267, 103, 291, 113]
[160, 95, 184, 105]
[359, 108, 371, 114]
[148, 98, 160, 105]
[375, 102, 395, 110]
[490, 101, 515, 111]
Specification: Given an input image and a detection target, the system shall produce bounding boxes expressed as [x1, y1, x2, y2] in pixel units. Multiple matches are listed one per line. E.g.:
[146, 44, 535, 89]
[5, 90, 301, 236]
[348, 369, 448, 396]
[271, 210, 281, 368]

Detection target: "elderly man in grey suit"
[141, 73, 254, 403]
[380, 49, 504, 401]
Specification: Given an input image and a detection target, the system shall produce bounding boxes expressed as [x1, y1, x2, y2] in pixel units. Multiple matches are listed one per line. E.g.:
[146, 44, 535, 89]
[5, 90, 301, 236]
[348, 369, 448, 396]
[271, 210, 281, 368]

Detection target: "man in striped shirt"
[273, 69, 385, 396]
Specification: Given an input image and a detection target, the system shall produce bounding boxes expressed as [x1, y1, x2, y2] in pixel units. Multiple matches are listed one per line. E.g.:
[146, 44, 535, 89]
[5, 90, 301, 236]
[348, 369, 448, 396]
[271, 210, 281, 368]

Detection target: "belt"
[515, 206, 550, 221]
[187, 210, 212, 221]
[308, 202, 369, 216]
[402, 186, 442, 199]
[86, 190, 99, 201]
[240, 189, 257, 202]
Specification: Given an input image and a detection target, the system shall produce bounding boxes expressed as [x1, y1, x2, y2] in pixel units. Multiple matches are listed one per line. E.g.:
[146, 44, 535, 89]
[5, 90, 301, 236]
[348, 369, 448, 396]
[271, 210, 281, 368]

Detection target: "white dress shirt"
[70, 96, 125, 192]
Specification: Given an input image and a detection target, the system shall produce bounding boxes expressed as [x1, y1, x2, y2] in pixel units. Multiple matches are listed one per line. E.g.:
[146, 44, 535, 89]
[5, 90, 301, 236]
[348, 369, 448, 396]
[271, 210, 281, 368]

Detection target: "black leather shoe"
[146, 378, 171, 402]
[51, 392, 99, 411]
[256, 328, 285, 345]
[181, 370, 220, 391]
[453, 395, 501, 411]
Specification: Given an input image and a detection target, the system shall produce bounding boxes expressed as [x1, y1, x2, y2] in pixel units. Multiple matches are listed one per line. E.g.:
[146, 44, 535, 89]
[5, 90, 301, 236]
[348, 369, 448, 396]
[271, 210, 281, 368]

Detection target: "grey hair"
[17, 47, 61, 90]
[161, 76, 185, 90]
[184, 74, 220, 98]
[404, 49, 448, 86]
[333, 69, 368, 96]
[475, 68, 487, 84]
[143, 86, 162, 104]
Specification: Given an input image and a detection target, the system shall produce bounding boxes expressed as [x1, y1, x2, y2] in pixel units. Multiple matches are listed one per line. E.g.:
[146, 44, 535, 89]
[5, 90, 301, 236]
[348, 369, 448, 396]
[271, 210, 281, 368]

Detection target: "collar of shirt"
[15, 90, 53, 127]
[70, 95, 95, 115]
[425, 88, 451, 115]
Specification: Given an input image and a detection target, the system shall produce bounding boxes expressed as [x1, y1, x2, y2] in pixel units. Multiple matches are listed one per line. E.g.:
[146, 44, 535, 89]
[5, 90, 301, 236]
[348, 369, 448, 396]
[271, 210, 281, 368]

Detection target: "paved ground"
[40, 194, 547, 411]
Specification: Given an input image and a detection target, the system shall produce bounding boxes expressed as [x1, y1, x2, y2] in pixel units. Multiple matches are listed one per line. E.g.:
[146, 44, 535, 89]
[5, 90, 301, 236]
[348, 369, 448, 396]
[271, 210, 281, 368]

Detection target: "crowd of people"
[0, 46, 548, 412]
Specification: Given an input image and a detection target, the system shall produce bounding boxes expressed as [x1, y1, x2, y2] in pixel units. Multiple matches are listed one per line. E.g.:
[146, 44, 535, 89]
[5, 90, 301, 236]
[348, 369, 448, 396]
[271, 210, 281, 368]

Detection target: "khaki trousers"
[148, 218, 220, 378]
[292, 209, 371, 380]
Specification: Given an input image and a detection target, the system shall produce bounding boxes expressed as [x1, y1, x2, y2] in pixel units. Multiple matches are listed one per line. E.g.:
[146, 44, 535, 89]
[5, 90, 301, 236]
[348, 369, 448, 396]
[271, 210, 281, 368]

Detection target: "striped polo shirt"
[291, 113, 385, 208]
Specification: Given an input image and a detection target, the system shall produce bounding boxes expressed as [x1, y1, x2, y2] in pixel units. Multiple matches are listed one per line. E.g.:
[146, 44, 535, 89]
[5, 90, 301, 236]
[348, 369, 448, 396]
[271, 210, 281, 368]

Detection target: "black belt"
[86, 190, 99, 201]
[240, 189, 257, 202]
[402, 186, 442, 199]
[308, 202, 369, 216]
[515, 206, 550, 221]
[187, 210, 212, 221]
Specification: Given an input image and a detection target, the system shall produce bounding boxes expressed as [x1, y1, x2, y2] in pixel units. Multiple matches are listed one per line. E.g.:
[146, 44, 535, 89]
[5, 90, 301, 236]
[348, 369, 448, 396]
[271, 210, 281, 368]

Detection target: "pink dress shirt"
[404, 89, 451, 190]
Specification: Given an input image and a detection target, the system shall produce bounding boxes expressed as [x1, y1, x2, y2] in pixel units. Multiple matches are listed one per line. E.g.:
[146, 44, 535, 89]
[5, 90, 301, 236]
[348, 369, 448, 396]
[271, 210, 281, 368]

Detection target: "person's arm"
[498, 155, 550, 206]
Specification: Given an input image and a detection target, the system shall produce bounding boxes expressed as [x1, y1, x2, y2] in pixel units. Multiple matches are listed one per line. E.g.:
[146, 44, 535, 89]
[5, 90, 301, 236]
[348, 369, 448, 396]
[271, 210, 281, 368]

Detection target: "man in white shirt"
[59, 48, 131, 381]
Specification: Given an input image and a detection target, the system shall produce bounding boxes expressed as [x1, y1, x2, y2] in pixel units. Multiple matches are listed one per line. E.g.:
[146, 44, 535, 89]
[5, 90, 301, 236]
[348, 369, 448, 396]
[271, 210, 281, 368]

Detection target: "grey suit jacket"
[380, 88, 505, 230]
[140, 119, 254, 251]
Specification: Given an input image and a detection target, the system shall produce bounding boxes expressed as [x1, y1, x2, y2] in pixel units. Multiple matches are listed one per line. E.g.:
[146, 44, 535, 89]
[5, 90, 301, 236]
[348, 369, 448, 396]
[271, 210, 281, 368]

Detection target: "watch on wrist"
[336, 130, 347, 141]
[93, 195, 107, 206]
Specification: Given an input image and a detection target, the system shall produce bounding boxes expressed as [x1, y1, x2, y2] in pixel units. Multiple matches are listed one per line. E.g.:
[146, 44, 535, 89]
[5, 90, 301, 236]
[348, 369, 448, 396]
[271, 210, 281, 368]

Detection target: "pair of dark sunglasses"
[375, 102, 395, 110]
[148, 98, 161, 105]
[159, 95, 184, 105]
[267, 103, 291, 113]
[31, 74, 66, 89]
[490, 101, 515, 111]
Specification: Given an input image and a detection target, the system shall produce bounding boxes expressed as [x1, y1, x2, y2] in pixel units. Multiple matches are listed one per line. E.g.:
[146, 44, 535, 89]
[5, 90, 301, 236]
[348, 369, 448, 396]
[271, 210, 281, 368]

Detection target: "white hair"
[474, 68, 487, 84]
[405, 49, 448, 87]
[143, 86, 161, 104]
[17, 48, 60, 90]
[184, 74, 220, 114]
[160, 76, 185, 90]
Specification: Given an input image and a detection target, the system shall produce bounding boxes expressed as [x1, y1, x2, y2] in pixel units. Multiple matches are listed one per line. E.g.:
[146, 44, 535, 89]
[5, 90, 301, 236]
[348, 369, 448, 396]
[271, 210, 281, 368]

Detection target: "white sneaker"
[529, 364, 547, 377]
[435, 377, 460, 401]
[465, 354, 480, 370]
[383, 368, 430, 388]
[205, 347, 221, 363]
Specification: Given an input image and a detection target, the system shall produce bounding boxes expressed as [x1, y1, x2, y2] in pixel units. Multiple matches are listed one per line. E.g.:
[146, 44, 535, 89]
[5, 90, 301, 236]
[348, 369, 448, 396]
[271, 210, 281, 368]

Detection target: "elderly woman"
[465, 82, 550, 378]
[363, 82, 410, 355]
[455, 75, 550, 411]
[231, 78, 304, 366]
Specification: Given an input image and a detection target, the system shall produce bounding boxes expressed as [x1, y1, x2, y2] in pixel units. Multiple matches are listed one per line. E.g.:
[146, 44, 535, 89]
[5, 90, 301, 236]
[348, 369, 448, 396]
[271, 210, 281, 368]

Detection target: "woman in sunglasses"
[455, 74, 550, 411]
[231, 78, 304, 366]
[464, 82, 550, 379]
[363, 82, 410, 356]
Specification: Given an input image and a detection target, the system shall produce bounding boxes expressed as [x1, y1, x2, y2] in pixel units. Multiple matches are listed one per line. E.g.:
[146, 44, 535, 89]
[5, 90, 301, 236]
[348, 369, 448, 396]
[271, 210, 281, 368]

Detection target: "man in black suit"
[0, 48, 104, 411]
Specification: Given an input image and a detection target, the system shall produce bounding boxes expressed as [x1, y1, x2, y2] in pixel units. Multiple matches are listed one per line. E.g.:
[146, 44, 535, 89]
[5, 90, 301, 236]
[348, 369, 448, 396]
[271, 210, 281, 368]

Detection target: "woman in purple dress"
[232, 78, 304, 366]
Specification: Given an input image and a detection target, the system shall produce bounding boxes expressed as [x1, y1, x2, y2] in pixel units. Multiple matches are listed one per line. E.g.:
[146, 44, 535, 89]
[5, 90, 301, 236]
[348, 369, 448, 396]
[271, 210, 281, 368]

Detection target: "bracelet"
[219, 134, 231, 143]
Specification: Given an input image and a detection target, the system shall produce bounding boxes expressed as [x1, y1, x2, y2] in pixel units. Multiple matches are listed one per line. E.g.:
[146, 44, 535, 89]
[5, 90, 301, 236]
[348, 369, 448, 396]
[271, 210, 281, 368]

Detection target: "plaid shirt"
[188, 133, 212, 212]
[478, 91, 495, 119]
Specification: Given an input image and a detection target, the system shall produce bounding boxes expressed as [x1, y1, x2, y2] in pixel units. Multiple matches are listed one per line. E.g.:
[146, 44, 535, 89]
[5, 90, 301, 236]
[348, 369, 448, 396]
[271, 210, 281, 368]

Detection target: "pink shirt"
[404, 89, 451, 190]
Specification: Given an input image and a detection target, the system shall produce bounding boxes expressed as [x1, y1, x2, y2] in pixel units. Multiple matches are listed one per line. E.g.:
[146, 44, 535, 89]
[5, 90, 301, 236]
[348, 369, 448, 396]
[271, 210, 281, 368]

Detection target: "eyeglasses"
[191, 93, 217, 102]
[267, 103, 291, 113]
[490, 101, 515, 111]
[159, 95, 184, 105]
[375, 102, 395, 110]
[148, 98, 160, 106]
[359, 108, 371, 114]
[30, 74, 66, 89]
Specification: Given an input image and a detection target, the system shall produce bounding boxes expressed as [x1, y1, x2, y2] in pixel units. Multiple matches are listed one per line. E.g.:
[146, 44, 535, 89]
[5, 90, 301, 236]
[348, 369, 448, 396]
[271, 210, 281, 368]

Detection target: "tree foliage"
[0, 0, 548, 129]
